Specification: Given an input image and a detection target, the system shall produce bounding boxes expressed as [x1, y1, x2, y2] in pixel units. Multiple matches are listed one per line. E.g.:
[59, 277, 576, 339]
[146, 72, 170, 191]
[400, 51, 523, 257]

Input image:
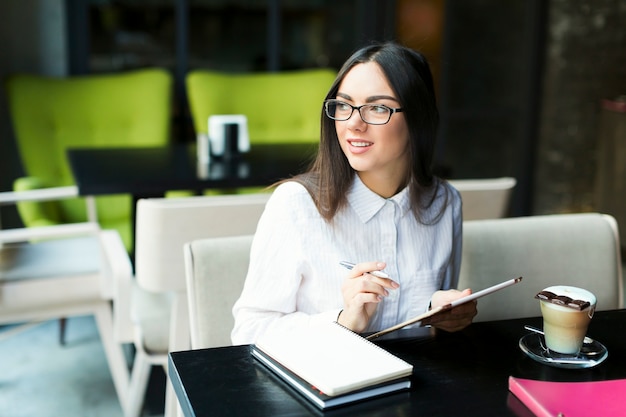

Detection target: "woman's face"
[334, 62, 410, 195]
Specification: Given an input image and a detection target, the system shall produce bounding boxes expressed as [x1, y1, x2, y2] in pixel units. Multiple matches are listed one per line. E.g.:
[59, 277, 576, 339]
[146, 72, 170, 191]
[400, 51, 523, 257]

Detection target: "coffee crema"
[535, 290, 591, 311]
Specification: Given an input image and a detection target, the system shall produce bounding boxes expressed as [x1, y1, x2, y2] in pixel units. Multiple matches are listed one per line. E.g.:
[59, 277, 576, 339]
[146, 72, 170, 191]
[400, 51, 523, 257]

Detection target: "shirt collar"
[347, 175, 412, 223]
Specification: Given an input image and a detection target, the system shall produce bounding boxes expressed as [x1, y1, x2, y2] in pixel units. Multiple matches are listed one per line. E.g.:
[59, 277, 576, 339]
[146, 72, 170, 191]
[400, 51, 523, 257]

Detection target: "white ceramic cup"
[538, 285, 596, 355]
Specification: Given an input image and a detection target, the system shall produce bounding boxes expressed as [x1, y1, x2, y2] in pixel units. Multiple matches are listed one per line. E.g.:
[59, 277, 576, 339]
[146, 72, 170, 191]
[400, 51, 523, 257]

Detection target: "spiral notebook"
[251, 321, 413, 409]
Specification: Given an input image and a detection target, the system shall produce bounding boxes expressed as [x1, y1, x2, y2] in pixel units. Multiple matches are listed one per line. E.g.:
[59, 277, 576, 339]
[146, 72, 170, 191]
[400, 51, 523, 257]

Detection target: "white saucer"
[518, 333, 608, 369]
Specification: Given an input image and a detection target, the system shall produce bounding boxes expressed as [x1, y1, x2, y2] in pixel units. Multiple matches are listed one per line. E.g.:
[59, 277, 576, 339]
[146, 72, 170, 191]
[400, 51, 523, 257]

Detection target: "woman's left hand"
[423, 289, 477, 332]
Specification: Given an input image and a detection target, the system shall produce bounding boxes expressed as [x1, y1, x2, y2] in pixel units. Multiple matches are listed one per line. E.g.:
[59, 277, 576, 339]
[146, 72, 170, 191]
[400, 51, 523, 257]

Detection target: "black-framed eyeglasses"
[324, 99, 403, 125]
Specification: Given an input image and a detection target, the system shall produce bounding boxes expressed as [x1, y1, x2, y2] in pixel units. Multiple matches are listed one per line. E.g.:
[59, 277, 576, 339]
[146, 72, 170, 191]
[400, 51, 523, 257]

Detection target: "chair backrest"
[448, 177, 517, 220]
[458, 213, 623, 322]
[134, 193, 270, 293]
[186, 68, 336, 144]
[6, 68, 173, 250]
[184, 234, 254, 349]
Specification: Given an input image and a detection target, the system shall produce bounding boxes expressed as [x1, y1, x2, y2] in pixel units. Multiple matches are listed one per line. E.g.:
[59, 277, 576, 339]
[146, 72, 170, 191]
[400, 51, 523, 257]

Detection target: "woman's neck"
[357, 171, 407, 198]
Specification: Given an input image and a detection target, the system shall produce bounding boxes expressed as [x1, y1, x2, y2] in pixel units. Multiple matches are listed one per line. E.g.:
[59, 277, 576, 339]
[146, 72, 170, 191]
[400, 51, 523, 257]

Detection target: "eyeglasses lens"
[325, 101, 391, 125]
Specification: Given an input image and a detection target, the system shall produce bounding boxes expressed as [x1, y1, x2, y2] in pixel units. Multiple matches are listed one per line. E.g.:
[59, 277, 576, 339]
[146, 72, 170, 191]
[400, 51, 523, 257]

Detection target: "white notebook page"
[254, 321, 413, 396]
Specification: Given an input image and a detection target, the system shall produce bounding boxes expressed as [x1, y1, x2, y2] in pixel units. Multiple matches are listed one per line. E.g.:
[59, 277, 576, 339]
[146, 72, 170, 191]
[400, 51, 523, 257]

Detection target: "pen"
[339, 261, 390, 279]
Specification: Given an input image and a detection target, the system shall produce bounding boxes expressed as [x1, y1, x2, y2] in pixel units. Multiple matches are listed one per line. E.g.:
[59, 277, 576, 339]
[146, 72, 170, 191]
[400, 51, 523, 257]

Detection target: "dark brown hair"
[285, 42, 447, 223]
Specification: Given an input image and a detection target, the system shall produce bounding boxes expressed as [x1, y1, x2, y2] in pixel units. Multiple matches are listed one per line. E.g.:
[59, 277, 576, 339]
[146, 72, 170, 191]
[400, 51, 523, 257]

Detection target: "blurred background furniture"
[448, 177, 517, 220]
[184, 234, 254, 349]
[186, 68, 336, 146]
[594, 97, 626, 255]
[5, 68, 173, 252]
[186, 68, 335, 195]
[67, 142, 316, 200]
[458, 212, 623, 322]
[116, 193, 270, 417]
[0, 187, 133, 416]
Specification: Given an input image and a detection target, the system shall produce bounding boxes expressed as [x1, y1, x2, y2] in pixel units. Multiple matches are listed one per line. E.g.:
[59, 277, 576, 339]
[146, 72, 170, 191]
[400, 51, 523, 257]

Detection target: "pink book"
[508, 376, 626, 417]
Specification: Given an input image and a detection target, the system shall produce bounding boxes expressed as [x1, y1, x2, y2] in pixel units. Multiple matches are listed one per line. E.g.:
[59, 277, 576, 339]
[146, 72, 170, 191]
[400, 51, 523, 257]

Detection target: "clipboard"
[366, 276, 523, 340]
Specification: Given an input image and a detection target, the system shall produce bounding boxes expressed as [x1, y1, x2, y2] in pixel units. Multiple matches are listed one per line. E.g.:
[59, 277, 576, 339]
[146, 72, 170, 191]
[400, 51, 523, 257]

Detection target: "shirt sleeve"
[420, 184, 463, 314]
[442, 185, 463, 291]
[231, 182, 341, 345]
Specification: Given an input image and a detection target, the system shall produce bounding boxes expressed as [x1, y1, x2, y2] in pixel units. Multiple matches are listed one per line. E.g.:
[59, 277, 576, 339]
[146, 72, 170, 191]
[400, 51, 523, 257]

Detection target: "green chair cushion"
[186, 68, 336, 144]
[7, 68, 173, 251]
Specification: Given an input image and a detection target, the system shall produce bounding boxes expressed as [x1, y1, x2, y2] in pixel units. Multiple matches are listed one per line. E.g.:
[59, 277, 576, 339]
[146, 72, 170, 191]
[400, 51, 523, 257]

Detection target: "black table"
[168, 310, 626, 417]
[67, 143, 316, 254]
[67, 143, 317, 198]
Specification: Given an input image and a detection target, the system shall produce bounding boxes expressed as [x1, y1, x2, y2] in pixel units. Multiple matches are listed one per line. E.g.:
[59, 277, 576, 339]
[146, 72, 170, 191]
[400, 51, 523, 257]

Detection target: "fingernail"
[391, 281, 400, 288]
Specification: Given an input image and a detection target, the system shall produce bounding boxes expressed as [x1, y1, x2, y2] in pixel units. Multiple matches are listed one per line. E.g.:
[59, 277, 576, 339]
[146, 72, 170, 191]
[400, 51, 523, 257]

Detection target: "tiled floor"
[0, 316, 165, 417]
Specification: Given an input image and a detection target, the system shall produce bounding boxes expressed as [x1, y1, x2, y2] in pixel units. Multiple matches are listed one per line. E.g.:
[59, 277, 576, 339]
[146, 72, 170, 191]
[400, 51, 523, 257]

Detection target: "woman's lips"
[347, 139, 373, 153]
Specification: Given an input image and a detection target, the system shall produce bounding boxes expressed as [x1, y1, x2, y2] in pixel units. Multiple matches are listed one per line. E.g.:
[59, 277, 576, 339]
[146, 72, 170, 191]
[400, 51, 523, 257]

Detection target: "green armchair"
[186, 68, 335, 194]
[186, 68, 336, 145]
[6, 68, 173, 251]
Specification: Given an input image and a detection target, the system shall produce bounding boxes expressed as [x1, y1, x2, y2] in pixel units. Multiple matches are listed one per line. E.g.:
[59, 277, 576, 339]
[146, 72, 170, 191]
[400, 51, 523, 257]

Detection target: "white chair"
[448, 177, 517, 220]
[115, 193, 270, 417]
[184, 235, 254, 349]
[0, 187, 132, 416]
[458, 213, 624, 322]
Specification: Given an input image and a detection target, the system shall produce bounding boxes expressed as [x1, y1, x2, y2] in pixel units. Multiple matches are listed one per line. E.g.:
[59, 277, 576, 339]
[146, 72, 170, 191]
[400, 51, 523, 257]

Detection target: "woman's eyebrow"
[336, 92, 399, 103]
[366, 95, 400, 103]
[336, 92, 352, 101]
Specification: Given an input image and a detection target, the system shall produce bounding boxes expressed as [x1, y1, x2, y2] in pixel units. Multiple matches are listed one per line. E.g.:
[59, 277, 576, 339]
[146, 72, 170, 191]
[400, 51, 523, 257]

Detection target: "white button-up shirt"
[231, 176, 462, 345]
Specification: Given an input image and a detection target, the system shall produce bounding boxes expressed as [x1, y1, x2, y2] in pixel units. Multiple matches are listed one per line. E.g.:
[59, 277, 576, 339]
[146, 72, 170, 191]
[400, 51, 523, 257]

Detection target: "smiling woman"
[332, 61, 411, 199]
[231, 42, 477, 346]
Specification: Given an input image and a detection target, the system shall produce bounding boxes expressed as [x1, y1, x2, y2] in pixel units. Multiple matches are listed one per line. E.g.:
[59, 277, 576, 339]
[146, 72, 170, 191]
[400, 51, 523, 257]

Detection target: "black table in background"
[67, 143, 317, 198]
[67, 143, 316, 254]
[168, 310, 626, 417]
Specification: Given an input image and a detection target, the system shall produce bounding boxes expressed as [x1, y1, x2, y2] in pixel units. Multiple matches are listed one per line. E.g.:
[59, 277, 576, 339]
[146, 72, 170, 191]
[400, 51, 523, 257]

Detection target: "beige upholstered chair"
[0, 187, 132, 415]
[458, 213, 623, 322]
[115, 193, 270, 417]
[184, 234, 254, 349]
[448, 177, 517, 220]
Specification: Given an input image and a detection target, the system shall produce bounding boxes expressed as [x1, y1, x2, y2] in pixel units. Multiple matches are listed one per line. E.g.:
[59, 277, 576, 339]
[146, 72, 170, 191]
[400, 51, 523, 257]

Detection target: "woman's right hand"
[337, 261, 399, 332]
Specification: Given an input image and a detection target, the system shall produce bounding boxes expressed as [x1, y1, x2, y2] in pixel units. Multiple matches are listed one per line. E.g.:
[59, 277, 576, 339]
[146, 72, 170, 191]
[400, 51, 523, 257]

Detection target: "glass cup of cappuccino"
[535, 285, 596, 355]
